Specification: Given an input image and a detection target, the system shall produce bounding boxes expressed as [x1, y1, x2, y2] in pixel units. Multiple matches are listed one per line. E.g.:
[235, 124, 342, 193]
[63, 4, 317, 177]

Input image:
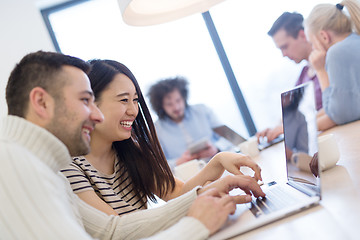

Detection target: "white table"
[229, 120, 360, 240]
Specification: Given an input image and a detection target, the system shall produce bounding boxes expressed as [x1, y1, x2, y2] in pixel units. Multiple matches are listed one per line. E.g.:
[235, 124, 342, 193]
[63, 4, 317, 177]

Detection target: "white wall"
[0, 0, 55, 118]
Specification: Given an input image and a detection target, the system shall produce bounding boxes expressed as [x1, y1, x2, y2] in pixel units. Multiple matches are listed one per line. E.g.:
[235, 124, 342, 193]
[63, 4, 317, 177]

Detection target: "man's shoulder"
[189, 103, 207, 109]
[0, 140, 66, 188]
[188, 104, 209, 113]
[154, 117, 174, 133]
[1, 139, 60, 173]
[0, 140, 32, 162]
[154, 117, 167, 127]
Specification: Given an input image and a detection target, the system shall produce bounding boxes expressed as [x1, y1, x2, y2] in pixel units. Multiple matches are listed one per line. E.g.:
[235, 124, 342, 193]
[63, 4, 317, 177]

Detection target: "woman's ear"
[28, 87, 55, 121]
[319, 30, 332, 47]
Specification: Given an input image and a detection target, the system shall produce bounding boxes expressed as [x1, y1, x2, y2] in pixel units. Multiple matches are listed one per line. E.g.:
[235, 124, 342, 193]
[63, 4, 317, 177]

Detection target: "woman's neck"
[85, 132, 116, 175]
[330, 31, 352, 47]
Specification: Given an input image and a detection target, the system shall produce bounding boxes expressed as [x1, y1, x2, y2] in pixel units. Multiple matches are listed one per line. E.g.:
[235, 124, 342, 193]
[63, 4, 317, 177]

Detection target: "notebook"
[212, 125, 283, 151]
[209, 82, 321, 240]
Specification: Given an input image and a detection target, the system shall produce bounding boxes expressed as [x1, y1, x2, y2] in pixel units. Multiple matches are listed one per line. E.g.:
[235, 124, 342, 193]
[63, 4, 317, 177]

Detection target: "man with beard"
[148, 77, 231, 168]
[0, 51, 265, 239]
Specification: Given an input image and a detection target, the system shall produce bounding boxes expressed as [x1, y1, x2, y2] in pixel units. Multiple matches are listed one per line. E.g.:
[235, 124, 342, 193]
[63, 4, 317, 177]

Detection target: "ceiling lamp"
[118, 0, 225, 26]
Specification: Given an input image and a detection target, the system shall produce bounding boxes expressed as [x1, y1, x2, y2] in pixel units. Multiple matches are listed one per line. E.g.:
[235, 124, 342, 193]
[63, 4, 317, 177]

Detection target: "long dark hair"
[87, 59, 175, 202]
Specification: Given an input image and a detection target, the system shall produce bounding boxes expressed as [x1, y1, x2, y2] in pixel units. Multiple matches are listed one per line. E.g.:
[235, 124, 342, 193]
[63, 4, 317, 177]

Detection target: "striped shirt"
[61, 156, 147, 216]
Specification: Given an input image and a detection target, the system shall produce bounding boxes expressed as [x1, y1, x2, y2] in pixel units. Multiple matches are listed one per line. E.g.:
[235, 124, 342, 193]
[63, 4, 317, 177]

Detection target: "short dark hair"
[268, 12, 304, 38]
[6, 51, 90, 117]
[147, 76, 189, 119]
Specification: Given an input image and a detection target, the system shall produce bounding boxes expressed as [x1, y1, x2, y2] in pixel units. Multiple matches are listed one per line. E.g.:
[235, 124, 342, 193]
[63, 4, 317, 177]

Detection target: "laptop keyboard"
[248, 185, 301, 218]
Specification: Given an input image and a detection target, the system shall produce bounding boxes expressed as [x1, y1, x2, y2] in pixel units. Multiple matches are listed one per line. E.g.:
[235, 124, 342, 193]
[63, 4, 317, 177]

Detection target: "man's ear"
[28, 87, 54, 120]
[298, 29, 307, 40]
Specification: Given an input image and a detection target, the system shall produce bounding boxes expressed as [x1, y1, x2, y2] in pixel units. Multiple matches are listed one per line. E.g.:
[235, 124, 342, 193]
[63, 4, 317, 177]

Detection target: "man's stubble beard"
[47, 100, 90, 157]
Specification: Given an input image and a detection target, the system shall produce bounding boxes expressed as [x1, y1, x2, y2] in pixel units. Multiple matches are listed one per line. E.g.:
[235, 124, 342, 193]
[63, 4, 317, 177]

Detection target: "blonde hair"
[305, 0, 360, 36]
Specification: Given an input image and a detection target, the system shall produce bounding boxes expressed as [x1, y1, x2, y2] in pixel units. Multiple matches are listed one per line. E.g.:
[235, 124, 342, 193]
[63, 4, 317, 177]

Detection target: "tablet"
[187, 138, 210, 154]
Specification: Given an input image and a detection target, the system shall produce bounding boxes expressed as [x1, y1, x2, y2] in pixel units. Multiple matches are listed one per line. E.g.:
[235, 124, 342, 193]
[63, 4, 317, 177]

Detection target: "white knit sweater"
[0, 115, 209, 240]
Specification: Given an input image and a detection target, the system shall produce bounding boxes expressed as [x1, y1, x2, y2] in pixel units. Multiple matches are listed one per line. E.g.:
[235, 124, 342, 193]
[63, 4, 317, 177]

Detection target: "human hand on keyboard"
[198, 175, 266, 204]
[205, 152, 263, 182]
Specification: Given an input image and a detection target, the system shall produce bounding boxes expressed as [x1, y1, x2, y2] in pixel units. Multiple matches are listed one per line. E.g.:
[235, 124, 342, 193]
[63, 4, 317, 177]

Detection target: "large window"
[42, 0, 337, 137]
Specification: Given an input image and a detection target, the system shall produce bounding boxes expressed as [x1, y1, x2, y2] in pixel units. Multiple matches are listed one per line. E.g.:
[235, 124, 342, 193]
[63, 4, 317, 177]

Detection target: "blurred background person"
[257, 12, 322, 143]
[148, 76, 231, 168]
[281, 88, 309, 161]
[305, 0, 360, 131]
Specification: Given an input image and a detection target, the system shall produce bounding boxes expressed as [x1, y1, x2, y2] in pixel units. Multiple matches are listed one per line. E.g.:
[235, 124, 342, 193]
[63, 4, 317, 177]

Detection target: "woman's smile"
[120, 120, 134, 130]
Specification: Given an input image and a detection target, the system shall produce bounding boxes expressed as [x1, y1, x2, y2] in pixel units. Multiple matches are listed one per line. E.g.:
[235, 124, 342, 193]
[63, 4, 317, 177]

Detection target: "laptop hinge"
[287, 179, 319, 197]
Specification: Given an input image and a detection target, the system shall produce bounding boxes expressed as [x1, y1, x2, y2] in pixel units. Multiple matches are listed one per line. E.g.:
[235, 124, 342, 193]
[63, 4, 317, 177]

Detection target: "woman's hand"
[309, 36, 330, 90]
[203, 152, 262, 182]
[309, 36, 327, 71]
[171, 152, 262, 201]
[309, 49, 326, 73]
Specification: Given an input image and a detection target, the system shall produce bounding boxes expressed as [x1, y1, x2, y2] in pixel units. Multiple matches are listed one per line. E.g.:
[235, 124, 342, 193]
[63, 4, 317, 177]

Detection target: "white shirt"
[0, 115, 209, 240]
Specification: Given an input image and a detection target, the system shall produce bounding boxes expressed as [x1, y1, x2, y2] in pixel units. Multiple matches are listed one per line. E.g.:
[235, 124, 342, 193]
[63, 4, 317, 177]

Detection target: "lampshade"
[118, 0, 226, 26]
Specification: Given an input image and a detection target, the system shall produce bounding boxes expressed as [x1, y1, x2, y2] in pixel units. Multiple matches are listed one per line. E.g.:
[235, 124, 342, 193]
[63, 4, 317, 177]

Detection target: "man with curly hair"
[148, 76, 230, 168]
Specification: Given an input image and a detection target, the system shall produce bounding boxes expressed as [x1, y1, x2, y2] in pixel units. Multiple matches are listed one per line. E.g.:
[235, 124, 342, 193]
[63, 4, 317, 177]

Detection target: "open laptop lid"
[212, 125, 247, 146]
[213, 125, 284, 151]
[281, 82, 321, 197]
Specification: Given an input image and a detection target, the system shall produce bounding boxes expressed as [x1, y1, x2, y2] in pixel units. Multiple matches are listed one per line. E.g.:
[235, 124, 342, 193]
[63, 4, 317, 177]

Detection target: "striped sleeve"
[61, 158, 94, 193]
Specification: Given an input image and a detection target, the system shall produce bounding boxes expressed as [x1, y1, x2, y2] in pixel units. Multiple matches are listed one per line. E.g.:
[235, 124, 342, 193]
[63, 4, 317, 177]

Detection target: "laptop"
[209, 82, 321, 240]
[213, 125, 283, 152]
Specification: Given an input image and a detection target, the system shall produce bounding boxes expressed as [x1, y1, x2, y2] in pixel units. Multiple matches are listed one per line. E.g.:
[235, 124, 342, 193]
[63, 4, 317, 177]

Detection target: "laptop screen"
[281, 82, 320, 196]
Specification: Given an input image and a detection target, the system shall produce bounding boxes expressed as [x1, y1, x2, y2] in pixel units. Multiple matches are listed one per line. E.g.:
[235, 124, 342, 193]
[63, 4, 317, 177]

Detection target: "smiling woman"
[95, 73, 139, 140]
[61, 59, 175, 216]
[60, 59, 263, 217]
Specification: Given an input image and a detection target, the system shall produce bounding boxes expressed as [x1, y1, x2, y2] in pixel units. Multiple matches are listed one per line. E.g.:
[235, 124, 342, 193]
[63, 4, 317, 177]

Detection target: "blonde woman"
[305, 0, 360, 131]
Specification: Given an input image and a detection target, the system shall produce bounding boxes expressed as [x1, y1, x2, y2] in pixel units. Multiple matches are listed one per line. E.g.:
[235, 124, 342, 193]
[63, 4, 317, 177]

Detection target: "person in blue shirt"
[148, 77, 231, 168]
[305, 0, 360, 131]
